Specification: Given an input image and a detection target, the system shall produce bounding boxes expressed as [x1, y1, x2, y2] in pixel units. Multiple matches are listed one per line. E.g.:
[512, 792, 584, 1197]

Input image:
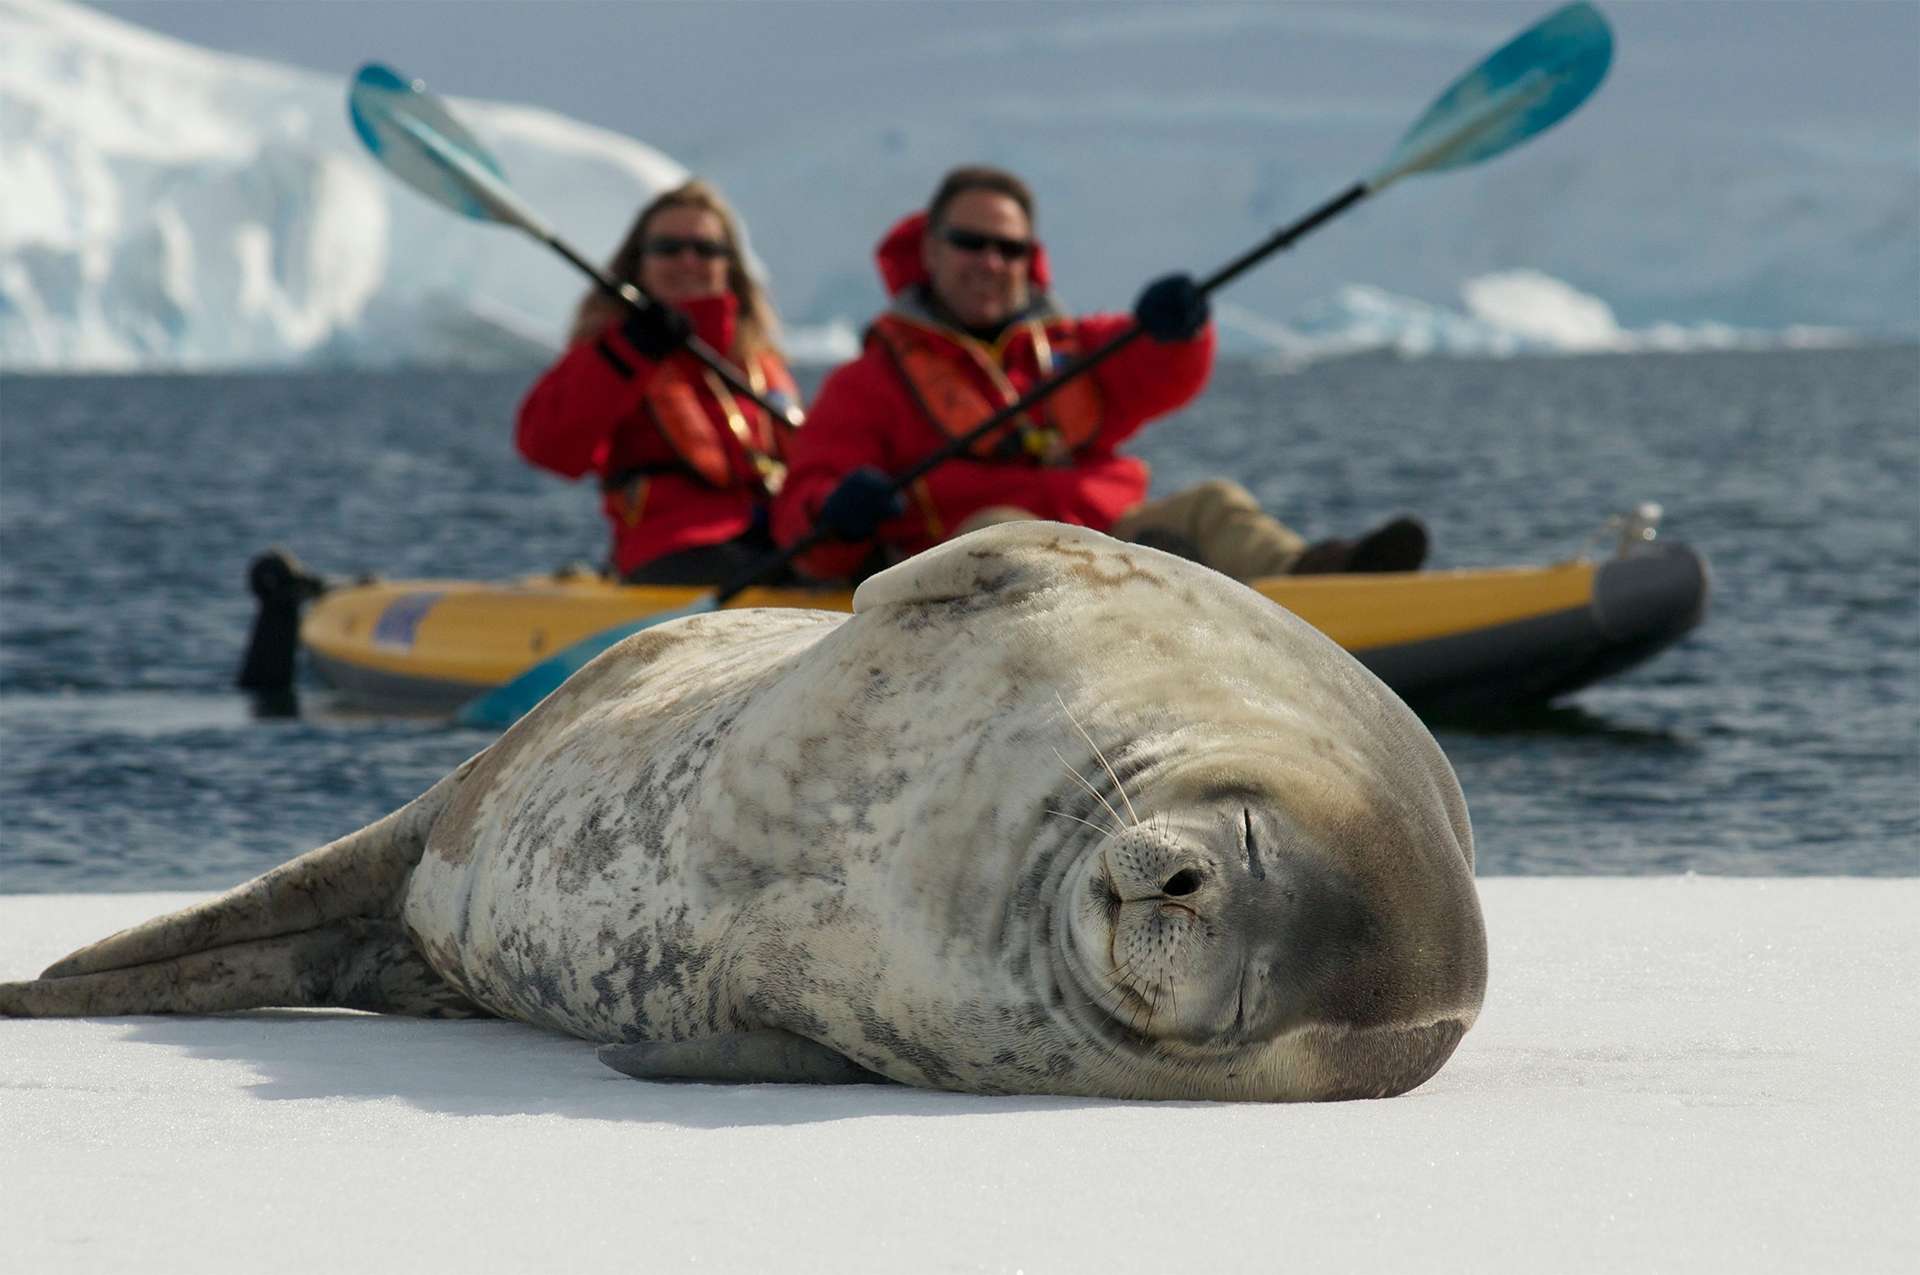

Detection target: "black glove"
[621, 301, 692, 360]
[1132, 273, 1209, 342]
[816, 467, 905, 542]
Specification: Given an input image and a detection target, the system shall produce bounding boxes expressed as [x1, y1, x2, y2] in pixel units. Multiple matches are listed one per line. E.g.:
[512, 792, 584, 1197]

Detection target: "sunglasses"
[642, 236, 732, 261]
[939, 226, 1034, 261]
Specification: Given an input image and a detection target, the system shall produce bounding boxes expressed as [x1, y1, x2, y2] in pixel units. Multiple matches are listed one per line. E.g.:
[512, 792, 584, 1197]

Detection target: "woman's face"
[637, 205, 733, 304]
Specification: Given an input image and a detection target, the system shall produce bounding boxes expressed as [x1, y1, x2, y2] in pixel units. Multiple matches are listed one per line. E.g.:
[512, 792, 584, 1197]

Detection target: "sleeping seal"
[0, 522, 1486, 1101]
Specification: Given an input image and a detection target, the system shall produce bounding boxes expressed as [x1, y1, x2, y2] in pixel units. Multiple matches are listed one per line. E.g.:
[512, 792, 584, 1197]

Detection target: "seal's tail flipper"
[2, 760, 480, 1018]
[0, 918, 485, 1018]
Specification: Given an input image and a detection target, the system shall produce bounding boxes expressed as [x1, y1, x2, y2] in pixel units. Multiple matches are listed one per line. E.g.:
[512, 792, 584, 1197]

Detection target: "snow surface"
[2, 879, 1915, 1273]
[3, 0, 1905, 371]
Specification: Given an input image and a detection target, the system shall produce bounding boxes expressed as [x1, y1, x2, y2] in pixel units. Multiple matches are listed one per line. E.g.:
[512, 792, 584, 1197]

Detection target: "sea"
[1, 345, 1915, 890]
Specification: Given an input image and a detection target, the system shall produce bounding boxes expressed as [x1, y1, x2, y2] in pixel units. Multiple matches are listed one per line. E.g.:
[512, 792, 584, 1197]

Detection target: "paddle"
[347, 64, 803, 429]
[454, 1, 1613, 731]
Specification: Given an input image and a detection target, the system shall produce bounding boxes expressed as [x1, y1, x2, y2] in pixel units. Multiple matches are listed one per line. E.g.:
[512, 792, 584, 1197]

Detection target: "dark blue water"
[2, 346, 1916, 888]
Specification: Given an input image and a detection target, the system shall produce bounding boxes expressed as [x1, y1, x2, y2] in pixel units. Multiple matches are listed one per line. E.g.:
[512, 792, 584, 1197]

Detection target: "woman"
[515, 180, 801, 583]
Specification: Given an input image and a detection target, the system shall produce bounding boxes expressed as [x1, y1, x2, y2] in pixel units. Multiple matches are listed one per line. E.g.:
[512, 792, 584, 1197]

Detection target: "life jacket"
[868, 314, 1104, 465]
[639, 353, 792, 495]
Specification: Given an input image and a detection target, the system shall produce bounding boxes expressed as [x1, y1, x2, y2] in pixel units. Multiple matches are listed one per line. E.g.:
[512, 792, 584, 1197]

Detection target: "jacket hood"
[874, 211, 1053, 297]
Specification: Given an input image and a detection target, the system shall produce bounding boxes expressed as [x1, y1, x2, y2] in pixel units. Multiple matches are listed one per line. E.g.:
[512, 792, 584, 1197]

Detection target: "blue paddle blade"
[1369, 2, 1612, 189]
[348, 63, 539, 229]
[453, 594, 723, 731]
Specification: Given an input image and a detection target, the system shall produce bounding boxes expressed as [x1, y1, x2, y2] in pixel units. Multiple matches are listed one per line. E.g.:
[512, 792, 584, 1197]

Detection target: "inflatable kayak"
[281, 529, 1708, 720]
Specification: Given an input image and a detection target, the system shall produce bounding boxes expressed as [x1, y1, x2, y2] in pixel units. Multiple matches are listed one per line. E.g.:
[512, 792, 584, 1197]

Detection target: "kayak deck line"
[294, 543, 1708, 720]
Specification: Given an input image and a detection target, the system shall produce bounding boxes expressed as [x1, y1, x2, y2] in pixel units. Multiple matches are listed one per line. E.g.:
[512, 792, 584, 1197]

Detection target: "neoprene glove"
[1132, 273, 1210, 342]
[621, 301, 693, 360]
[817, 467, 905, 542]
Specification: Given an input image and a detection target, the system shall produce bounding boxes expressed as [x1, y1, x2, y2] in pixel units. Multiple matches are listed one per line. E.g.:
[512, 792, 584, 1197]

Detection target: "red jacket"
[515, 293, 798, 576]
[772, 213, 1214, 580]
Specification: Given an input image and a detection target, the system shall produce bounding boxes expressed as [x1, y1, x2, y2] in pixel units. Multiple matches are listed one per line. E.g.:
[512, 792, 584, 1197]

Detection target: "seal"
[0, 521, 1486, 1101]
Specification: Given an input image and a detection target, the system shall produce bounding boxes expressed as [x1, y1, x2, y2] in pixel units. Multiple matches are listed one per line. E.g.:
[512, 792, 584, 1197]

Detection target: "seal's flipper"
[38, 760, 476, 982]
[596, 1030, 887, 1085]
[0, 918, 485, 1018]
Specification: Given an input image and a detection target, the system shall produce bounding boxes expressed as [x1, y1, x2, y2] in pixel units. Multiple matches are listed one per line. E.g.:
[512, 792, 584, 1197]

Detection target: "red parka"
[772, 213, 1214, 580]
[516, 293, 799, 577]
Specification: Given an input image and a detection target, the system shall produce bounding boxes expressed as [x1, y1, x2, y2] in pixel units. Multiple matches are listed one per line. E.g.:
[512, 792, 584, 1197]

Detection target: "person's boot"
[1347, 516, 1428, 572]
[1287, 516, 1429, 575]
[1285, 537, 1357, 574]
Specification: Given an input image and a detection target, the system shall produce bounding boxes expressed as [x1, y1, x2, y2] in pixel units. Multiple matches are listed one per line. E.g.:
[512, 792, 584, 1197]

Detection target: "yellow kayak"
[288, 542, 1708, 718]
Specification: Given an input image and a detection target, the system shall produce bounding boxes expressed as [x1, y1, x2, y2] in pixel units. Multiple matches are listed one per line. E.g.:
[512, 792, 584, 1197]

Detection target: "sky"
[83, 1, 1920, 169]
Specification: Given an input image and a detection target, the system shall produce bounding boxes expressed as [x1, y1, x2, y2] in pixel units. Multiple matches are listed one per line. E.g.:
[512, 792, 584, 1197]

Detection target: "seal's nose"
[1103, 826, 1213, 905]
[1160, 867, 1205, 898]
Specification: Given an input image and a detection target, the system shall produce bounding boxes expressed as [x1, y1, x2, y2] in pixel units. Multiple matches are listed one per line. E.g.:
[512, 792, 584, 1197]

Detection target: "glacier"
[0, 0, 1911, 372]
[0, 0, 688, 370]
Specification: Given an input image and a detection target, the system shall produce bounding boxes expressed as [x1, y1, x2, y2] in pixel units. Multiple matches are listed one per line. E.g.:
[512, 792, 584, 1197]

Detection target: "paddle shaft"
[705, 179, 1375, 604]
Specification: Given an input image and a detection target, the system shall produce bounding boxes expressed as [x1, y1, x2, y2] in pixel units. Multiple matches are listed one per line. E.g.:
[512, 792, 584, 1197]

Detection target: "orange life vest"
[641, 354, 791, 494]
[869, 314, 1104, 464]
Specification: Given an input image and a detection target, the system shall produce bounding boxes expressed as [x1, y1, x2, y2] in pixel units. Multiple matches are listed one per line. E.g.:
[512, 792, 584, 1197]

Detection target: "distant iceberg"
[1213, 271, 1855, 370]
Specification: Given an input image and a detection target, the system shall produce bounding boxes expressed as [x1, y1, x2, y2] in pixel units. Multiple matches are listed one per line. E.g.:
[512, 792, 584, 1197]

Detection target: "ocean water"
[1, 345, 1915, 888]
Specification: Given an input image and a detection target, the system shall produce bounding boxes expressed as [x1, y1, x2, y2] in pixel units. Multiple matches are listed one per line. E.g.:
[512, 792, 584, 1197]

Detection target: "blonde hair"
[566, 179, 783, 364]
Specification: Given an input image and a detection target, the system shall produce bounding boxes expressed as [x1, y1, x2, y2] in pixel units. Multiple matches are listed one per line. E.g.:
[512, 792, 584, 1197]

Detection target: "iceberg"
[0, 0, 687, 370]
[1218, 270, 1857, 370]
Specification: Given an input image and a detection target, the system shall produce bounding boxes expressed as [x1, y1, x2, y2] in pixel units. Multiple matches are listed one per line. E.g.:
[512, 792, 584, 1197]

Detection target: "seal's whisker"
[1104, 951, 1144, 987]
[1078, 954, 1143, 1033]
[1090, 972, 1135, 1020]
[1051, 745, 1127, 833]
[1100, 963, 1147, 1035]
[1042, 807, 1123, 839]
[1103, 956, 1159, 1027]
[1057, 968, 1131, 1042]
[1055, 693, 1140, 827]
[1101, 954, 1144, 1002]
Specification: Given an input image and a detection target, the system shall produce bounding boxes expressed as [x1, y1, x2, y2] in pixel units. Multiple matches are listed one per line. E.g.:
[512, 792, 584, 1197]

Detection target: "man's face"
[923, 190, 1033, 330]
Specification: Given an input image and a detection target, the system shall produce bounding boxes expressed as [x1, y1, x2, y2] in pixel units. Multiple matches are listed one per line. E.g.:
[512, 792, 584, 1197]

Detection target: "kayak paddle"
[347, 63, 803, 429]
[454, 1, 1613, 731]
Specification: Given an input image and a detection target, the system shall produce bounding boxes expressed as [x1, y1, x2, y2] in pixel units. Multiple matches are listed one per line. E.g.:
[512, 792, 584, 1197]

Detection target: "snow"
[4, 0, 1914, 371]
[2, 879, 1915, 1273]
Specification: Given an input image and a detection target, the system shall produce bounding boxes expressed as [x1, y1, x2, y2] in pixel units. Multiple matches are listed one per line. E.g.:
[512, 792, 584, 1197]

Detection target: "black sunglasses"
[642, 236, 732, 261]
[939, 226, 1034, 261]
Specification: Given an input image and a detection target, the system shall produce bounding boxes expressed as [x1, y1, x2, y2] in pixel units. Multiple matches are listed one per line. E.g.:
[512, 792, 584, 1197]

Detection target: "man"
[773, 165, 1426, 582]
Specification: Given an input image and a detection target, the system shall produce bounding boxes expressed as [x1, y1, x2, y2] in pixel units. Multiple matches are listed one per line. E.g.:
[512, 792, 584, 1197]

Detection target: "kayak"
[290, 537, 1709, 719]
